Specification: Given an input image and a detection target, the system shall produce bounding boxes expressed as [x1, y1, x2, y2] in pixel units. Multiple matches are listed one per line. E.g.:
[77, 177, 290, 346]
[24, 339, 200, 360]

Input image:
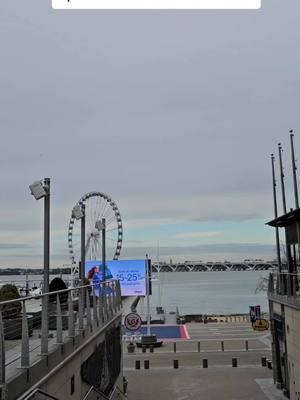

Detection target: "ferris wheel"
[68, 192, 123, 277]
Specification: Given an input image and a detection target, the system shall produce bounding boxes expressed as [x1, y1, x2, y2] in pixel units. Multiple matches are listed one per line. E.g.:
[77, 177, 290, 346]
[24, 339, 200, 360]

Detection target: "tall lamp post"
[29, 178, 50, 355]
[29, 178, 51, 293]
[95, 218, 106, 282]
[72, 204, 85, 331]
[72, 204, 86, 284]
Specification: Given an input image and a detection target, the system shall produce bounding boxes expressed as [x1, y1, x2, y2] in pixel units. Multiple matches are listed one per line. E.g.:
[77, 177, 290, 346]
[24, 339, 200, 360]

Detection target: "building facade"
[268, 210, 300, 400]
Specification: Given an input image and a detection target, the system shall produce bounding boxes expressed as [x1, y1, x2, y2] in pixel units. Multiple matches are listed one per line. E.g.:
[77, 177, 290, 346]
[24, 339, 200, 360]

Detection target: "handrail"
[0, 279, 118, 306]
[0, 278, 122, 393]
[22, 388, 61, 400]
[82, 385, 122, 400]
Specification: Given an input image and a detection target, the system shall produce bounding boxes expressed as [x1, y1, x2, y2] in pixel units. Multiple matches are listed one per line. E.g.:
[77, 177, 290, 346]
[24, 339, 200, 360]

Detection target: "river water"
[0, 271, 269, 315]
[149, 271, 269, 315]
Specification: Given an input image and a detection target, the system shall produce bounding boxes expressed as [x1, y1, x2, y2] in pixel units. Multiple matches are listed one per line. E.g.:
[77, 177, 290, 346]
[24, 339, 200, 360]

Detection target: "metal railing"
[0, 276, 74, 296]
[0, 280, 122, 386]
[268, 271, 300, 297]
[22, 388, 61, 400]
[82, 384, 124, 400]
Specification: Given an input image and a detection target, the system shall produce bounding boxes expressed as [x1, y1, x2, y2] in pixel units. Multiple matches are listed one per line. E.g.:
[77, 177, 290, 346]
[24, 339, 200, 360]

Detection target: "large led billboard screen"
[85, 259, 146, 296]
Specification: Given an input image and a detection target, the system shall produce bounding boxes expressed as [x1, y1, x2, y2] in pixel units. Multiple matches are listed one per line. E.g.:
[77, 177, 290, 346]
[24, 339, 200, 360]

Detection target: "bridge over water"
[151, 261, 282, 272]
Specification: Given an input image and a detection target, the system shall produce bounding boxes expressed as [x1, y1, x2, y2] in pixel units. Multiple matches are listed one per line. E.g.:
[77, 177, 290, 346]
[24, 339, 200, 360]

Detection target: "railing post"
[112, 281, 117, 313]
[92, 289, 98, 328]
[78, 287, 84, 331]
[116, 281, 122, 310]
[98, 293, 103, 327]
[107, 291, 113, 319]
[0, 311, 6, 387]
[40, 294, 49, 355]
[56, 293, 63, 345]
[21, 300, 30, 369]
[68, 291, 74, 338]
[86, 289, 92, 332]
[292, 274, 297, 297]
[101, 284, 106, 323]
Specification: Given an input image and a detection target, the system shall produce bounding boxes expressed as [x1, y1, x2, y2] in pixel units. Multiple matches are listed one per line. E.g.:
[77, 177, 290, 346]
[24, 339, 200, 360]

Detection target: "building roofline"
[266, 208, 300, 227]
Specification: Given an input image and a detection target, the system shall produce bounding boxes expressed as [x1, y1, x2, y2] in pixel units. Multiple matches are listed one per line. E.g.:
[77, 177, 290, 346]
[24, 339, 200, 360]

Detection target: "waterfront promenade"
[122, 322, 285, 399]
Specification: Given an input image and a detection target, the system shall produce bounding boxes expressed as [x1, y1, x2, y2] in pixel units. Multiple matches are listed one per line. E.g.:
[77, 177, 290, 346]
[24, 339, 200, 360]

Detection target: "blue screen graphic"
[85, 259, 146, 296]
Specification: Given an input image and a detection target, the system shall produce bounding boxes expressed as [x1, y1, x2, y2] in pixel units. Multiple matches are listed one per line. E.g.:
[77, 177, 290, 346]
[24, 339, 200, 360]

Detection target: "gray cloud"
[119, 242, 276, 261]
[0, 0, 299, 266]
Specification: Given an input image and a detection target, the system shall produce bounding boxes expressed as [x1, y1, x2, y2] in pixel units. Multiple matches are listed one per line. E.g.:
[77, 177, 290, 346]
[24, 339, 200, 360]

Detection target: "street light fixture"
[29, 180, 48, 200]
[72, 204, 84, 220]
[95, 220, 105, 231]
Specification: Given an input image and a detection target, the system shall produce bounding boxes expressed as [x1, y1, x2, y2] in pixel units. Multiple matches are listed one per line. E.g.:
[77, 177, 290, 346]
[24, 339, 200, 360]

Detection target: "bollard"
[261, 357, 267, 367]
[267, 360, 272, 370]
[221, 341, 224, 352]
[135, 360, 140, 370]
[173, 342, 177, 353]
[173, 360, 179, 369]
[150, 345, 154, 353]
[144, 360, 150, 369]
[142, 345, 146, 353]
[232, 358, 238, 368]
[197, 342, 201, 353]
[202, 359, 208, 368]
[245, 340, 249, 351]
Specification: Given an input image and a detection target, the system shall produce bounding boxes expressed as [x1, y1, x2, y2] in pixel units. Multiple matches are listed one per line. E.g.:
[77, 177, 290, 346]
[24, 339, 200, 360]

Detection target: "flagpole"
[146, 254, 151, 336]
[290, 130, 299, 209]
[271, 154, 282, 274]
[157, 240, 162, 308]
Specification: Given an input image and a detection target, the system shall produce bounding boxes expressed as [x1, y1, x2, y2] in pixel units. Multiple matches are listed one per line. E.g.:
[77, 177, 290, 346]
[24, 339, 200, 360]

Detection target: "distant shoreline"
[0, 268, 71, 276]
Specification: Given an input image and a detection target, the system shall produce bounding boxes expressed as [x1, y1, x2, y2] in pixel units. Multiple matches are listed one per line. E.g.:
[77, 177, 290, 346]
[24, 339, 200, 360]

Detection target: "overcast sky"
[1, 0, 300, 267]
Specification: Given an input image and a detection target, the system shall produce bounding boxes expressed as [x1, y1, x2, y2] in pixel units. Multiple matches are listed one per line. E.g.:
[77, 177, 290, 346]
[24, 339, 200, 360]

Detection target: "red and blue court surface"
[123, 324, 190, 340]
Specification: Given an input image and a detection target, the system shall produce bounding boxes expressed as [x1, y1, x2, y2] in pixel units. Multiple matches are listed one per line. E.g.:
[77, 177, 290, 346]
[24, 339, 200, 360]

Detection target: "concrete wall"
[40, 319, 123, 400]
[9, 316, 123, 400]
[284, 306, 300, 400]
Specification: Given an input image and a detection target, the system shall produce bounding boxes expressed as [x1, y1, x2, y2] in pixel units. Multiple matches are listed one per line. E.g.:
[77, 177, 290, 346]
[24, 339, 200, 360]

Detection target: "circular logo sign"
[252, 318, 269, 331]
[124, 312, 142, 331]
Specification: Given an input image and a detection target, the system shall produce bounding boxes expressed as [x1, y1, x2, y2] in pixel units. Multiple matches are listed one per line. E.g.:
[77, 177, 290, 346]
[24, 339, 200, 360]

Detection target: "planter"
[3, 315, 33, 340]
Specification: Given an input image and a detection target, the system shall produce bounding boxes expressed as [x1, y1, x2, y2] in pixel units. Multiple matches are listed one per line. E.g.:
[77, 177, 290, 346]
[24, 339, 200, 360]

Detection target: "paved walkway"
[122, 322, 278, 399]
[124, 368, 285, 400]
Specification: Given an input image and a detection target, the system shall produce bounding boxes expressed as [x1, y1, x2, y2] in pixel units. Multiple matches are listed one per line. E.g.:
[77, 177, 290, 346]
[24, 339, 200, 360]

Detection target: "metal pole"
[41, 178, 50, 355]
[290, 130, 299, 209]
[43, 178, 50, 293]
[81, 204, 86, 284]
[102, 218, 106, 282]
[278, 145, 293, 290]
[278, 144, 287, 214]
[79, 204, 85, 331]
[290, 131, 300, 276]
[271, 154, 282, 273]
[146, 255, 151, 336]
[157, 240, 162, 308]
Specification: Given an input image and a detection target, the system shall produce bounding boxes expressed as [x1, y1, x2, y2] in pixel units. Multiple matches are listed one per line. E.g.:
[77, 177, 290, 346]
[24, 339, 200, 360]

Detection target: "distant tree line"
[0, 267, 71, 275]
